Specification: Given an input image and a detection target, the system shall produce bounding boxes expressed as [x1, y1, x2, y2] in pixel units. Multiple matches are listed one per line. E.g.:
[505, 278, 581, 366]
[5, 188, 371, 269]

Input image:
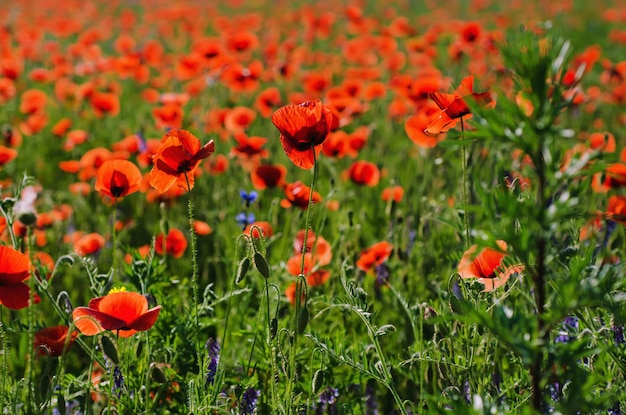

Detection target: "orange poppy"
[74, 233, 106, 256]
[356, 241, 393, 273]
[271, 100, 334, 169]
[457, 240, 524, 292]
[73, 291, 161, 338]
[250, 163, 287, 190]
[0, 146, 18, 166]
[224, 106, 256, 135]
[153, 103, 184, 130]
[346, 160, 380, 186]
[0, 246, 40, 309]
[155, 228, 188, 258]
[381, 186, 404, 202]
[425, 76, 494, 136]
[95, 160, 142, 199]
[194, 220, 213, 235]
[607, 195, 626, 224]
[19, 89, 47, 114]
[34, 325, 77, 356]
[230, 132, 268, 161]
[149, 129, 215, 193]
[90, 91, 120, 117]
[280, 181, 322, 209]
[51, 117, 72, 136]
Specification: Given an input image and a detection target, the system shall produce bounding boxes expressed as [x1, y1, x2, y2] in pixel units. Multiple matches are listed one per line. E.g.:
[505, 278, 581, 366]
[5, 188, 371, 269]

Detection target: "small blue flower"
[239, 388, 260, 414]
[236, 212, 256, 230]
[240, 190, 258, 206]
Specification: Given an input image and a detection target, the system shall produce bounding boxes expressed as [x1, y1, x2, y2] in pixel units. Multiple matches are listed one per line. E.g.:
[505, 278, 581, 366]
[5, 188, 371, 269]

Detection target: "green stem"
[26, 228, 34, 413]
[112, 199, 118, 279]
[286, 147, 318, 413]
[460, 116, 470, 248]
[184, 173, 202, 374]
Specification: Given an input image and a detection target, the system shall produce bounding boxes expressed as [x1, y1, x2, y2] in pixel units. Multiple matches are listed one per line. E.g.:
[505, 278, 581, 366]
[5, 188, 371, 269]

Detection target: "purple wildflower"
[205, 337, 220, 385]
[239, 388, 260, 414]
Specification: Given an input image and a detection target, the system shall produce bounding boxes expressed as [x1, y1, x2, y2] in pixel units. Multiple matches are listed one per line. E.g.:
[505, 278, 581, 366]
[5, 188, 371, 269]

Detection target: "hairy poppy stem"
[112, 198, 118, 278]
[26, 228, 34, 413]
[184, 173, 202, 375]
[287, 146, 318, 412]
[460, 116, 470, 248]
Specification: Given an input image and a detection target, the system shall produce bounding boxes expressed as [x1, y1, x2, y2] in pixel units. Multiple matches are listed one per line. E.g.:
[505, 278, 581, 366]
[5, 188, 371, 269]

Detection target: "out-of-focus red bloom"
[34, 325, 77, 356]
[91, 91, 120, 117]
[155, 228, 188, 258]
[74, 233, 105, 256]
[51, 118, 72, 136]
[73, 291, 161, 338]
[19, 89, 47, 114]
[95, 160, 142, 199]
[381, 186, 404, 202]
[153, 103, 184, 130]
[425, 76, 494, 135]
[607, 195, 626, 224]
[457, 240, 524, 292]
[224, 106, 256, 135]
[356, 241, 393, 273]
[345, 160, 380, 186]
[204, 154, 229, 175]
[244, 221, 274, 238]
[271, 100, 334, 169]
[280, 181, 322, 209]
[149, 129, 214, 193]
[194, 220, 213, 235]
[0, 146, 18, 166]
[255, 87, 282, 118]
[0, 246, 40, 309]
[250, 164, 287, 190]
[230, 132, 268, 161]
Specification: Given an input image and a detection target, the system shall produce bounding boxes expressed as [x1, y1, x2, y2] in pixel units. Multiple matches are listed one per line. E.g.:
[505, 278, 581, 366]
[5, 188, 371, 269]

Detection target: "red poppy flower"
[0, 246, 40, 309]
[0, 146, 18, 166]
[457, 240, 524, 292]
[34, 325, 77, 356]
[425, 76, 494, 136]
[149, 129, 214, 193]
[74, 232, 106, 256]
[271, 100, 334, 169]
[345, 160, 380, 186]
[381, 186, 404, 202]
[73, 291, 161, 338]
[250, 164, 287, 190]
[280, 181, 322, 209]
[356, 241, 393, 273]
[95, 160, 143, 199]
[155, 228, 188, 258]
[607, 195, 626, 224]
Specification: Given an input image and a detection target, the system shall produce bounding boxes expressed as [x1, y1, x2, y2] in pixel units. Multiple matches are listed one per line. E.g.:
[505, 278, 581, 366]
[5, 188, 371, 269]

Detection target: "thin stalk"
[460, 116, 470, 248]
[530, 153, 548, 412]
[26, 228, 34, 413]
[286, 147, 318, 413]
[263, 282, 280, 408]
[111, 199, 118, 279]
[184, 174, 202, 374]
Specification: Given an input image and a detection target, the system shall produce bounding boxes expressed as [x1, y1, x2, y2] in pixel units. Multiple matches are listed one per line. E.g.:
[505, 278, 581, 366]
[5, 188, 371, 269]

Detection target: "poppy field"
[2, 0, 626, 413]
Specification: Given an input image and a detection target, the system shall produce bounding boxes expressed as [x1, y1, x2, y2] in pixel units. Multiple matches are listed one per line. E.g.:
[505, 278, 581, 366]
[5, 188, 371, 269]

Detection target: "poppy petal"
[0, 246, 31, 284]
[0, 282, 38, 309]
[128, 306, 162, 331]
